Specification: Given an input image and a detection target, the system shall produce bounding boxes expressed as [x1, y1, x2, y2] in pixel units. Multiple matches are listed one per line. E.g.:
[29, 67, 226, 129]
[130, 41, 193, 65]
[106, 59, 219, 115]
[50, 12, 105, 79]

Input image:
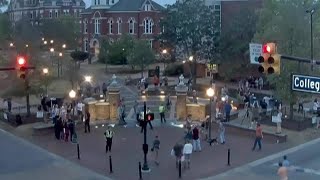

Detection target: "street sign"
[249, 43, 262, 64]
[292, 74, 320, 94]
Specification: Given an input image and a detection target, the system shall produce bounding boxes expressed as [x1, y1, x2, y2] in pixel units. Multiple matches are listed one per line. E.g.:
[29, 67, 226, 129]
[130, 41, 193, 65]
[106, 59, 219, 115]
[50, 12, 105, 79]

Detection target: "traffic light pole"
[280, 55, 320, 64]
[142, 101, 150, 172]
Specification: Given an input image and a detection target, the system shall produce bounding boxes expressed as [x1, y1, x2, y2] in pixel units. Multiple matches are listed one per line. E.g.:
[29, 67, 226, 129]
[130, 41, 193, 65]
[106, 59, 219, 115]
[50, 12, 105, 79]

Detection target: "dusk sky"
[84, 0, 176, 7]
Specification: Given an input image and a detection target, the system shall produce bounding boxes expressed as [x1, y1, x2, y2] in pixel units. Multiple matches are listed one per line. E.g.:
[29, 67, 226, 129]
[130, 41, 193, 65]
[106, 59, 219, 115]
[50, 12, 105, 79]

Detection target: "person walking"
[67, 118, 75, 142]
[152, 135, 160, 165]
[183, 140, 193, 169]
[159, 104, 166, 123]
[104, 126, 114, 153]
[277, 162, 288, 180]
[276, 110, 282, 134]
[282, 155, 290, 167]
[84, 110, 90, 133]
[171, 143, 183, 168]
[252, 123, 263, 151]
[224, 101, 232, 122]
[218, 121, 226, 144]
[192, 126, 201, 152]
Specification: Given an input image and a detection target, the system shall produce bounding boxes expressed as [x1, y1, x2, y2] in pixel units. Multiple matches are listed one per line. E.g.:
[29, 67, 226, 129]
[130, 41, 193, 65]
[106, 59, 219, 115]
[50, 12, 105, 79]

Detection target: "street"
[204, 137, 320, 180]
[0, 129, 111, 180]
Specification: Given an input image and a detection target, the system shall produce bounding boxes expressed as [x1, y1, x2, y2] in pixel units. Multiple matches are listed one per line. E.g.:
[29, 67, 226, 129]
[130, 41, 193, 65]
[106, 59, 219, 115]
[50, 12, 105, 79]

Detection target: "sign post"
[249, 43, 262, 64]
[292, 74, 320, 94]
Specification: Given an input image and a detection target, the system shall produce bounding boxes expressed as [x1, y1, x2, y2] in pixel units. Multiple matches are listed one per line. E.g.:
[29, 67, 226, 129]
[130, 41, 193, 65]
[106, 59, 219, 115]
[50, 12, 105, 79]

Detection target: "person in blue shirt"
[224, 102, 232, 122]
[282, 155, 290, 167]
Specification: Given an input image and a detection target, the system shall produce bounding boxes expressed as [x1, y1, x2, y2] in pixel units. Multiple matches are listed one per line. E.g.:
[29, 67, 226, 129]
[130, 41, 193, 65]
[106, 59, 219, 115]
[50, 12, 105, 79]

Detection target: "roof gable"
[109, 0, 164, 11]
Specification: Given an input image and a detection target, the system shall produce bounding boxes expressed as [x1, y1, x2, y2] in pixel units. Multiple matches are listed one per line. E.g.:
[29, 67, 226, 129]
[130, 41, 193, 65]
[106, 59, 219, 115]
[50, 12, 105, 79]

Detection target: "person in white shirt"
[313, 99, 319, 113]
[183, 140, 193, 169]
[77, 102, 84, 121]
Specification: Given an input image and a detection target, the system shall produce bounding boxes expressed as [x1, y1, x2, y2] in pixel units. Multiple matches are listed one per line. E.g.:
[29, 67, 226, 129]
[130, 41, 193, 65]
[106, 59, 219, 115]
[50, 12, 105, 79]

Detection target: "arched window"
[94, 19, 100, 34]
[108, 19, 113, 34]
[128, 17, 135, 34]
[143, 17, 153, 34]
[117, 18, 122, 34]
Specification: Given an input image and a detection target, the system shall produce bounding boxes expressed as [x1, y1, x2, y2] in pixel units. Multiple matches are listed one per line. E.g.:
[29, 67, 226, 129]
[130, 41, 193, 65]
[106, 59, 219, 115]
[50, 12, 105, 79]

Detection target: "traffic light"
[258, 43, 281, 74]
[16, 56, 27, 79]
[146, 113, 154, 121]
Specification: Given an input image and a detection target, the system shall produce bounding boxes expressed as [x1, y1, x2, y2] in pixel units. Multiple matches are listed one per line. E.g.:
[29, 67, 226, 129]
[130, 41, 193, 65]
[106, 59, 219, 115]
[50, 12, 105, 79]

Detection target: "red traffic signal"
[262, 44, 271, 53]
[17, 56, 26, 66]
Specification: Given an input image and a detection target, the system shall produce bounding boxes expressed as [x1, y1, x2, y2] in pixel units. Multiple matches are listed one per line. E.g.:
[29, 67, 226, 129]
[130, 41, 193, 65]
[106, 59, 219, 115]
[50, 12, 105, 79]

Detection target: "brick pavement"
[22, 123, 292, 180]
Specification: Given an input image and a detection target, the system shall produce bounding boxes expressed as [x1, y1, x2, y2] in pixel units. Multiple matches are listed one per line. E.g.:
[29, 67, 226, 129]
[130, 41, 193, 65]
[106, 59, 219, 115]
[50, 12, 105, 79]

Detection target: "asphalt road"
[0, 129, 110, 180]
[203, 137, 320, 180]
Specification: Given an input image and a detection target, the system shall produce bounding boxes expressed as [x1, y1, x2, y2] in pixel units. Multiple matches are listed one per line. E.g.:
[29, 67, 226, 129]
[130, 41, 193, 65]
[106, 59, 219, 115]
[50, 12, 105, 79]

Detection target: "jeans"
[192, 139, 201, 151]
[219, 132, 225, 143]
[160, 112, 166, 123]
[252, 137, 262, 150]
[106, 138, 112, 152]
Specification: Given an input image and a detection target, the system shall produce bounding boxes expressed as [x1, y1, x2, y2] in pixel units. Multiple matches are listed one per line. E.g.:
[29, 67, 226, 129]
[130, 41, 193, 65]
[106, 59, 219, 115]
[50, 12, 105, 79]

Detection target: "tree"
[253, 0, 317, 121]
[159, 0, 220, 85]
[0, 14, 11, 45]
[98, 34, 134, 65]
[70, 50, 89, 68]
[0, 0, 8, 7]
[218, 7, 258, 80]
[127, 40, 155, 77]
[41, 15, 81, 49]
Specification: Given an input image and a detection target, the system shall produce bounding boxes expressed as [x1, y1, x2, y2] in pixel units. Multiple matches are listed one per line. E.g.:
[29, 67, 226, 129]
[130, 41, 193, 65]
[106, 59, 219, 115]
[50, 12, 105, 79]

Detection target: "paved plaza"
[22, 122, 291, 180]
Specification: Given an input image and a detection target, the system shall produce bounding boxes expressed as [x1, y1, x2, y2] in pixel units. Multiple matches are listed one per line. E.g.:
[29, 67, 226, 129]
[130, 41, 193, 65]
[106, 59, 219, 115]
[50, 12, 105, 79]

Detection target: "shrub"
[164, 64, 184, 76]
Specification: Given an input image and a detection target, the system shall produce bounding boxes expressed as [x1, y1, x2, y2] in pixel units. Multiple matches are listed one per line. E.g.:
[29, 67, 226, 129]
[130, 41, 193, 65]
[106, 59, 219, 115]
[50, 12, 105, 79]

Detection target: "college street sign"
[292, 74, 320, 94]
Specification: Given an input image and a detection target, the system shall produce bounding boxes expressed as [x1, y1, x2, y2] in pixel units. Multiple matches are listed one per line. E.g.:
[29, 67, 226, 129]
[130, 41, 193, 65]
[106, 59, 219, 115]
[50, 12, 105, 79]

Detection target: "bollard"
[77, 143, 80, 160]
[109, 155, 113, 173]
[227, 148, 230, 166]
[139, 162, 142, 180]
[178, 160, 182, 178]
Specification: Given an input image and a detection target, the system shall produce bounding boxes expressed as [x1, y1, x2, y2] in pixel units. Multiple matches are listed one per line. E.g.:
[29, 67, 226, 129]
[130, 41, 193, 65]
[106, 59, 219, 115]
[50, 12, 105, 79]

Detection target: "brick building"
[7, 0, 85, 24]
[80, 0, 164, 57]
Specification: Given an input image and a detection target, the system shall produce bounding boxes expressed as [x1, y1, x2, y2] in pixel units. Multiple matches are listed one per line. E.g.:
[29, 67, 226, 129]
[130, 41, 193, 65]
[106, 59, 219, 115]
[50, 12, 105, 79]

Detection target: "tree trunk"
[25, 80, 31, 117]
[289, 102, 294, 121]
[192, 59, 197, 88]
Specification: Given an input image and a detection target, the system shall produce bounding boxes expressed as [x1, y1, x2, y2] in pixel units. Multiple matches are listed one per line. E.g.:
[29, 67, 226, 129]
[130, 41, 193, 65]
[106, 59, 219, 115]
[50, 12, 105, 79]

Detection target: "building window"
[148, 39, 153, 48]
[94, 0, 97, 5]
[117, 18, 122, 34]
[49, 10, 52, 18]
[84, 39, 89, 52]
[108, 19, 113, 34]
[144, 4, 152, 11]
[55, 10, 58, 18]
[143, 18, 153, 34]
[128, 18, 135, 34]
[94, 18, 100, 34]
[84, 19, 88, 34]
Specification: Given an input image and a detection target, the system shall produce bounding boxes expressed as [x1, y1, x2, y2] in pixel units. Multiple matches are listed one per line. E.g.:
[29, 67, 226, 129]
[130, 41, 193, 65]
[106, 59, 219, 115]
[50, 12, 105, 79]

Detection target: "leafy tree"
[0, 14, 11, 45]
[159, 0, 220, 85]
[127, 40, 155, 77]
[70, 50, 89, 68]
[41, 15, 80, 49]
[253, 0, 317, 121]
[218, 7, 258, 80]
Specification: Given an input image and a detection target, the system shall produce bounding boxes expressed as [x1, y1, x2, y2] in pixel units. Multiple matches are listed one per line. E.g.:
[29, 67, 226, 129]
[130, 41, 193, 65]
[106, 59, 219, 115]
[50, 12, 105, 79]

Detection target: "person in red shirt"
[252, 123, 263, 151]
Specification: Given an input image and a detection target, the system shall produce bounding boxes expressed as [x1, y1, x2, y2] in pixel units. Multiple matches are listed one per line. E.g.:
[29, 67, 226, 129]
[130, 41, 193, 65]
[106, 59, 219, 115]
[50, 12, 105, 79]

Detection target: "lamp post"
[50, 47, 55, 66]
[44, 41, 47, 45]
[162, 49, 168, 70]
[206, 87, 215, 145]
[142, 101, 150, 172]
[69, 90, 76, 116]
[58, 52, 63, 78]
[43, 68, 49, 95]
[306, 9, 315, 71]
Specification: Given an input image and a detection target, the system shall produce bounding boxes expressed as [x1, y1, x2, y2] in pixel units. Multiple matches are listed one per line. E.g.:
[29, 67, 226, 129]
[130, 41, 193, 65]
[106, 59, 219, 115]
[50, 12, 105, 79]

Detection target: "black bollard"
[109, 155, 113, 173]
[139, 162, 142, 180]
[77, 143, 80, 160]
[178, 160, 182, 178]
[227, 148, 230, 166]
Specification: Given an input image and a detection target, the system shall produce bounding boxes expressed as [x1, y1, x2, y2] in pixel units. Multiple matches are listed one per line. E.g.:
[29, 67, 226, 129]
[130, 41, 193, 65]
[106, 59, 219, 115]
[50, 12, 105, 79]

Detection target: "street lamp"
[84, 75, 92, 82]
[50, 48, 55, 66]
[69, 89, 76, 116]
[42, 38, 45, 41]
[9, 43, 13, 47]
[141, 101, 150, 172]
[62, 44, 66, 49]
[162, 49, 168, 70]
[162, 49, 167, 54]
[206, 87, 215, 145]
[306, 9, 315, 71]
[43, 68, 49, 95]
[189, 56, 193, 61]
[50, 40, 54, 44]
[44, 41, 47, 45]
[57, 52, 63, 78]
[25, 44, 29, 48]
